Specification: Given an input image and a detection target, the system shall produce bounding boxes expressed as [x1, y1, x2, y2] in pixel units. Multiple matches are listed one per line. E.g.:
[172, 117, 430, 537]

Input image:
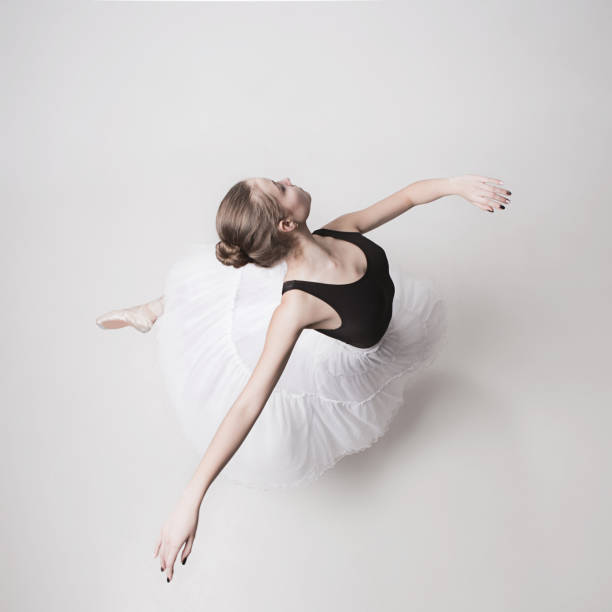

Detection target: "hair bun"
[215, 239, 253, 268]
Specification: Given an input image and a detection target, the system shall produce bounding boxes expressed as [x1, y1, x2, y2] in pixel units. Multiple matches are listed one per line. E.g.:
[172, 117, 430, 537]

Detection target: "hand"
[153, 492, 200, 582]
[450, 175, 511, 213]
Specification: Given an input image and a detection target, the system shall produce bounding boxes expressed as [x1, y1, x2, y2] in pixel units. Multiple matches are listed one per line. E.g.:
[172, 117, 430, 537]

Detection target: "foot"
[96, 300, 163, 333]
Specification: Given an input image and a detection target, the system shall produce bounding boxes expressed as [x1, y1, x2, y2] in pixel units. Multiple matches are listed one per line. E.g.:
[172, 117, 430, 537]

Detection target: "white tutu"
[155, 242, 448, 490]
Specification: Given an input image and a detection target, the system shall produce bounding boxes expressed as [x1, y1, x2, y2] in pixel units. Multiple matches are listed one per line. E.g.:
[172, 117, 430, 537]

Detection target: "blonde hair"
[215, 179, 297, 268]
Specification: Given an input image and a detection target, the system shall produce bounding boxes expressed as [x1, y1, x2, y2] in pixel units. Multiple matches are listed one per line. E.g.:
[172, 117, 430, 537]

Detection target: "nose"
[281, 177, 292, 186]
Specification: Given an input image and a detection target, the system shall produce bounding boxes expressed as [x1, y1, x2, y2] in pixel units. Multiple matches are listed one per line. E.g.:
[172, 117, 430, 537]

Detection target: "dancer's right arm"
[155, 297, 312, 578]
[180, 294, 313, 504]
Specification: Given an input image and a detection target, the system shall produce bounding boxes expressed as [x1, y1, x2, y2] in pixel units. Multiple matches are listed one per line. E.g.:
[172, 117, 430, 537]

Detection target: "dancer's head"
[215, 177, 312, 268]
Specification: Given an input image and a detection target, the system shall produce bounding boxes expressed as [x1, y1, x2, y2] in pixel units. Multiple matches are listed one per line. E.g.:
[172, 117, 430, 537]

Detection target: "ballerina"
[96, 173, 510, 582]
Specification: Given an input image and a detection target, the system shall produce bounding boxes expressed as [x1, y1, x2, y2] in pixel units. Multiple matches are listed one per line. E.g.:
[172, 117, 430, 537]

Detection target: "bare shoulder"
[279, 286, 328, 330]
[318, 212, 363, 233]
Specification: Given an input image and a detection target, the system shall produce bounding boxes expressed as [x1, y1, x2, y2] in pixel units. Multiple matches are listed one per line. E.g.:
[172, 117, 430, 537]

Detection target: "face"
[251, 177, 312, 230]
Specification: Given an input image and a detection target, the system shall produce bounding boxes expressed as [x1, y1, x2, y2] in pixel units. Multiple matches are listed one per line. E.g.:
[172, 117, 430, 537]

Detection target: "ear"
[278, 218, 298, 234]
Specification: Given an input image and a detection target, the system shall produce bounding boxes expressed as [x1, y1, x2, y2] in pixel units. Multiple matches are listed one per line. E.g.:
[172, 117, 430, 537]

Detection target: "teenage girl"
[96, 174, 510, 582]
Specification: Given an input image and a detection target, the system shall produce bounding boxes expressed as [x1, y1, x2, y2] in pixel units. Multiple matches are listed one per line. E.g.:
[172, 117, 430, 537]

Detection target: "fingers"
[165, 548, 179, 582]
[156, 539, 168, 578]
[181, 537, 194, 565]
[482, 192, 509, 207]
[474, 194, 495, 212]
[159, 539, 187, 583]
[153, 538, 161, 558]
[479, 176, 504, 185]
[482, 186, 512, 198]
[476, 188, 512, 213]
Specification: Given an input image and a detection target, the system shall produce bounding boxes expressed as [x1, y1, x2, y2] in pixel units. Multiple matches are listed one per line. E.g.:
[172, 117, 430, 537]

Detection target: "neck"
[283, 227, 337, 278]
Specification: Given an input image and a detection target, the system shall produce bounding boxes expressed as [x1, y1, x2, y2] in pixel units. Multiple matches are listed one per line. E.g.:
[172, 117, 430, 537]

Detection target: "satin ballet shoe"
[96, 303, 160, 333]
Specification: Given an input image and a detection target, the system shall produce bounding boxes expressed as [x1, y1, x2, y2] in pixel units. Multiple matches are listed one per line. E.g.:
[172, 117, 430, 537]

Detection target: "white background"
[2, 1, 610, 610]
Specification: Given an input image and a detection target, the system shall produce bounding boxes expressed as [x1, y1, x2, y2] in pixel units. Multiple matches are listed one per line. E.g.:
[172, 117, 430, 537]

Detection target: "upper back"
[281, 228, 395, 349]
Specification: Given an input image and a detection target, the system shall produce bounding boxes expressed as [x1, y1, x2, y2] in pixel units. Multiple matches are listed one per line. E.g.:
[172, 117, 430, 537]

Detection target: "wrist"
[182, 481, 207, 508]
[446, 176, 459, 197]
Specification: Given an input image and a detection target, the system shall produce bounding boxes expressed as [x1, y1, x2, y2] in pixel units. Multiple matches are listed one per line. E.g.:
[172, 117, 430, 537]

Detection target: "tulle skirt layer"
[155, 242, 448, 490]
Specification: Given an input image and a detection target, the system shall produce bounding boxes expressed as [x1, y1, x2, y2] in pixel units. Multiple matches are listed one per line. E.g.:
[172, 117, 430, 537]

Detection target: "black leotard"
[281, 228, 395, 349]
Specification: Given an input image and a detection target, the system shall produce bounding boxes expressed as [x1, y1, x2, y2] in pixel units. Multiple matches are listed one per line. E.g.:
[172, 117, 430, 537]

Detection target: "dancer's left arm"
[154, 301, 304, 581]
[328, 175, 511, 234]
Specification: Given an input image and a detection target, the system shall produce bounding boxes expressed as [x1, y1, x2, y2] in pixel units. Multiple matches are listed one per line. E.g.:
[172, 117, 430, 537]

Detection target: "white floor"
[2, 1, 610, 610]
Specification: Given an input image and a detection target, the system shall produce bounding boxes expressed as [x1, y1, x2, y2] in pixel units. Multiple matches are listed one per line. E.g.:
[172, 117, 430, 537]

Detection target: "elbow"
[234, 395, 265, 422]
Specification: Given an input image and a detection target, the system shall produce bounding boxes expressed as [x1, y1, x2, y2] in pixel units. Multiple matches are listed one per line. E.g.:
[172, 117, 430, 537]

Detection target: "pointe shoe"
[96, 303, 159, 333]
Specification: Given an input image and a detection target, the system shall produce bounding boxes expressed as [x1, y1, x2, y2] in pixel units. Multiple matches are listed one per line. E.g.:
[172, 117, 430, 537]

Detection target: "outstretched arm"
[400, 175, 511, 213]
[183, 304, 303, 500]
[154, 297, 306, 581]
[323, 175, 512, 234]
